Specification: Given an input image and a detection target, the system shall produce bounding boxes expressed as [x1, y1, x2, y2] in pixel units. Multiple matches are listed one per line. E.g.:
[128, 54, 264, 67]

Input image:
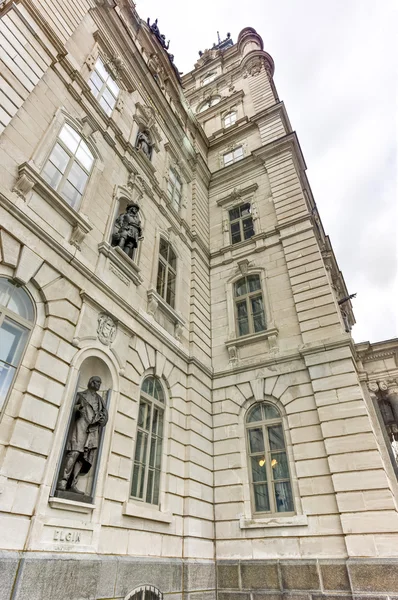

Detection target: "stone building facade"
[0, 1, 397, 599]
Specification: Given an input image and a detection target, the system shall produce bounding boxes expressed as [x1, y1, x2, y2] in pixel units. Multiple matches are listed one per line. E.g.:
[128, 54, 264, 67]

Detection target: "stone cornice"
[209, 153, 266, 189]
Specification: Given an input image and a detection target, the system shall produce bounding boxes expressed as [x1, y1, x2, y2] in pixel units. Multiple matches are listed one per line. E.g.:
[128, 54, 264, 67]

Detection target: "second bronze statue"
[111, 203, 143, 260]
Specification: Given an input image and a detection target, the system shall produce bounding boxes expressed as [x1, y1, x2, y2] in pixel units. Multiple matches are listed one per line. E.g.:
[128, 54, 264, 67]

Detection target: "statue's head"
[127, 203, 140, 214]
[88, 376, 101, 391]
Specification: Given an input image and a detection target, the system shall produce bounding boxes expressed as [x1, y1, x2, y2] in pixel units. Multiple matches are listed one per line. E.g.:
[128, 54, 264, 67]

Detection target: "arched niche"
[52, 355, 113, 503]
[105, 185, 145, 265]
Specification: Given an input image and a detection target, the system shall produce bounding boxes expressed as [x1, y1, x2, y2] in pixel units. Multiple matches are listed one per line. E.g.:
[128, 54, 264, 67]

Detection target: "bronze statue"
[111, 202, 143, 259]
[136, 130, 152, 159]
[57, 376, 108, 495]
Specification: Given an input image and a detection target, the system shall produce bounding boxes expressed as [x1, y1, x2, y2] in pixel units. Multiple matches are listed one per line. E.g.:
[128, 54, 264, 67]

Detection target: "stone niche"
[52, 356, 113, 504]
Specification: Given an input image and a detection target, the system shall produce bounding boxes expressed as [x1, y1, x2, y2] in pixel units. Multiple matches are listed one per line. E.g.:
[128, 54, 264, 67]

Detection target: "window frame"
[246, 402, 295, 516]
[130, 377, 165, 506]
[41, 123, 95, 211]
[0, 278, 35, 418]
[198, 95, 221, 113]
[229, 202, 255, 245]
[223, 146, 244, 167]
[88, 56, 120, 116]
[167, 168, 182, 212]
[234, 274, 266, 338]
[202, 72, 216, 86]
[156, 238, 177, 309]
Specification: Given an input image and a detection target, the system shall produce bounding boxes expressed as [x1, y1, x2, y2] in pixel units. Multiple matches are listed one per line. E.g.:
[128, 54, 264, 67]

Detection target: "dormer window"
[202, 72, 216, 86]
[88, 57, 120, 116]
[198, 96, 221, 113]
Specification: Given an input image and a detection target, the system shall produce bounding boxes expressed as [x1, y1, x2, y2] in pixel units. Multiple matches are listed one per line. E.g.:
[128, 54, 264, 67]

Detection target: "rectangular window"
[156, 239, 177, 309]
[224, 111, 237, 128]
[167, 169, 182, 212]
[234, 275, 266, 337]
[88, 57, 120, 116]
[223, 146, 243, 167]
[229, 203, 255, 244]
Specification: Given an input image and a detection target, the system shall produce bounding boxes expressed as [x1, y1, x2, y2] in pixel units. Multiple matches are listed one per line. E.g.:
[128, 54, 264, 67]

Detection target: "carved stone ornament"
[97, 313, 117, 346]
[12, 172, 35, 200]
[69, 224, 86, 250]
[368, 381, 379, 394]
[174, 322, 183, 341]
[104, 55, 124, 81]
[135, 130, 153, 160]
[56, 376, 108, 497]
[228, 345, 238, 363]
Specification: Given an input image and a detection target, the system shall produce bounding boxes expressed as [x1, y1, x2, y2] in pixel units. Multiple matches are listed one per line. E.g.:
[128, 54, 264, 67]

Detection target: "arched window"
[127, 586, 163, 600]
[234, 275, 266, 336]
[224, 111, 237, 128]
[0, 278, 35, 413]
[88, 57, 120, 116]
[131, 376, 165, 505]
[198, 96, 221, 113]
[246, 402, 294, 514]
[41, 123, 94, 209]
[156, 238, 176, 308]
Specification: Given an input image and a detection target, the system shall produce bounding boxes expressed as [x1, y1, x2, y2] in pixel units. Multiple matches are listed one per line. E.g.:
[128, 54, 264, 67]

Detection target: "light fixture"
[271, 459, 278, 468]
[258, 458, 265, 467]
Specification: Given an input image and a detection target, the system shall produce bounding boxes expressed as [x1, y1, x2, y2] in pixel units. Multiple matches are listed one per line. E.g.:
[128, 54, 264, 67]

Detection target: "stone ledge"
[240, 514, 308, 529]
[122, 500, 173, 523]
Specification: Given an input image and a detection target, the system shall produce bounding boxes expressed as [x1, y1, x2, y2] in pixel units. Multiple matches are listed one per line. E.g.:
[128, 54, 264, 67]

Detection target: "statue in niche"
[111, 202, 143, 259]
[136, 130, 152, 159]
[57, 376, 108, 495]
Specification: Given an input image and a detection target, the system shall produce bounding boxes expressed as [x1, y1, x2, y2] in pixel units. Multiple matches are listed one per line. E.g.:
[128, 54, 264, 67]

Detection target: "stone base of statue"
[55, 489, 94, 504]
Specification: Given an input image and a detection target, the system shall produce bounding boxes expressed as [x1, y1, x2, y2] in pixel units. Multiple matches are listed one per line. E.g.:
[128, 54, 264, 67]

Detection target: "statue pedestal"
[54, 489, 93, 504]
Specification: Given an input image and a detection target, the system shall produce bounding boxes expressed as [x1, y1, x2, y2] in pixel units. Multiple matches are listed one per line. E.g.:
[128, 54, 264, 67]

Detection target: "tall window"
[156, 239, 176, 309]
[234, 275, 266, 336]
[229, 203, 254, 244]
[88, 57, 120, 116]
[0, 278, 34, 414]
[246, 402, 294, 514]
[224, 111, 237, 128]
[198, 96, 221, 113]
[202, 72, 216, 86]
[131, 377, 165, 505]
[167, 169, 182, 212]
[223, 146, 243, 166]
[42, 124, 94, 209]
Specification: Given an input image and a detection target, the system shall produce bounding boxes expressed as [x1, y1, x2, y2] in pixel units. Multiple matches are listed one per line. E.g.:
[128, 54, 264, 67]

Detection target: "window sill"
[49, 496, 95, 514]
[240, 514, 308, 529]
[98, 241, 143, 286]
[123, 500, 172, 524]
[226, 327, 278, 349]
[147, 288, 185, 340]
[13, 162, 92, 250]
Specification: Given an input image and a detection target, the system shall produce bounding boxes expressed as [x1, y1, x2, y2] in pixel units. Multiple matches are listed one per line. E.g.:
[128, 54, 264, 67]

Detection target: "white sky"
[139, 0, 398, 344]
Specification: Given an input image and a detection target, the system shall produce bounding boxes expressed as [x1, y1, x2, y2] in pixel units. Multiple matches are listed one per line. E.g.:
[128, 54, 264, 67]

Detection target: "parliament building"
[0, 1, 397, 599]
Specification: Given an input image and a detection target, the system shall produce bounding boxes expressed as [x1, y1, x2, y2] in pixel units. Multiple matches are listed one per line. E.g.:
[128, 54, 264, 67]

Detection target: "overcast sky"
[139, 0, 397, 344]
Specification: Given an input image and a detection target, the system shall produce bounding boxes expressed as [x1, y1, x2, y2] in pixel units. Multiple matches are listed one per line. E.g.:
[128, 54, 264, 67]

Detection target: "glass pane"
[248, 427, 264, 453]
[166, 271, 176, 308]
[229, 207, 240, 221]
[236, 300, 248, 319]
[155, 438, 162, 469]
[131, 463, 141, 497]
[146, 469, 154, 503]
[231, 231, 241, 245]
[67, 161, 88, 193]
[234, 278, 247, 297]
[154, 380, 164, 403]
[157, 410, 164, 436]
[268, 425, 285, 450]
[102, 87, 116, 108]
[253, 313, 266, 333]
[149, 436, 156, 468]
[0, 361, 16, 410]
[95, 57, 108, 80]
[253, 483, 270, 512]
[167, 181, 174, 199]
[251, 456, 267, 482]
[224, 152, 233, 166]
[49, 143, 69, 173]
[234, 146, 243, 159]
[42, 161, 63, 190]
[137, 401, 146, 428]
[0, 317, 29, 365]
[88, 74, 101, 97]
[247, 404, 262, 423]
[76, 141, 94, 171]
[243, 218, 255, 240]
[159, 238, 169, 260]
[274, 481, 294, 512]
[107, 78, 119, 97]
[251, 295, 264, 315]
[156, 261, 166, 298]
[0, 279, 34, 321]
[247, 275, 261, 292]
[61, 181, 82, 208]
[271, 452, 289, 480]
[263, 404, 280, 420]
[230, 222, 241, 241]
[59, 124, 80, 154]
[168, 247, 177, 270]
[238, 318, 249, 337]
[152, 469, 160, 505]
[240, 203, 251, 217]
[99, 96, 113, 116]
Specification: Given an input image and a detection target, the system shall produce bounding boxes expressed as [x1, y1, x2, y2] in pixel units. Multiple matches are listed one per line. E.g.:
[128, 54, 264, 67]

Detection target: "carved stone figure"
[111, 203, 143, 259]
[136, 130, 152, 159]
[57, 376, 108, 495]
[97, 313, 117, 346]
